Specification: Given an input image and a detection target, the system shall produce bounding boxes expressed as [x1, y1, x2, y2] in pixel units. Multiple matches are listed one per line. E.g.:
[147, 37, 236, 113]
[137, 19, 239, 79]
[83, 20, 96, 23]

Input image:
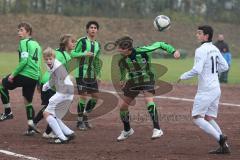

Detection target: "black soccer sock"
[33, 105, 47, 124]
[45, 124, 52, 134]
[0, 86, 11, 114]
[120, 110, 130, 132]
[85, 98, 97, 113]
[25, 104, 35, 120]
[77, 99, 85, 119]
[147, 102, 160, 129]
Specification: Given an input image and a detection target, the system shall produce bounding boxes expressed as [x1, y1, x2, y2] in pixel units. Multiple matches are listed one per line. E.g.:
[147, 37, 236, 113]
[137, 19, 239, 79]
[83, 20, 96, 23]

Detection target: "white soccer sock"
[46, 115, 67, 140]
[56, 118, 74, 135]
[3, 103, 10, 108]
[194, 118, 220, 141]
[208, 119, 222, 134]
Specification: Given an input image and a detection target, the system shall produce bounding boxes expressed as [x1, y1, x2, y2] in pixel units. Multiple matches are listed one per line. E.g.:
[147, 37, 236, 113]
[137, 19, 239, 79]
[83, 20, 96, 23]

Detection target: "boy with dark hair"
[71, 21, 102, 130]
[0, 22, 41, 133]
[178, 25, 230, 154]
[114, 36, 180, 141]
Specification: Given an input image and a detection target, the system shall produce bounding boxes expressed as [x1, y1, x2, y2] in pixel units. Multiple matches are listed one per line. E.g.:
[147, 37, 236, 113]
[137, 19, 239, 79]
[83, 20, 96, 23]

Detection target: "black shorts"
[40, 84, 56, 106]
[76, 78, 99, 94]
[122, 81, 155, 99]
[2, 74, 38, 102]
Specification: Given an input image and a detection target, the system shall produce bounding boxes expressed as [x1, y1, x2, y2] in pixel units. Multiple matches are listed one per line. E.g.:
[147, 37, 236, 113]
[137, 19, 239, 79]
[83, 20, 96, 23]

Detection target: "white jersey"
[180, 42, 229, 92]
[46, 59, 74, 95]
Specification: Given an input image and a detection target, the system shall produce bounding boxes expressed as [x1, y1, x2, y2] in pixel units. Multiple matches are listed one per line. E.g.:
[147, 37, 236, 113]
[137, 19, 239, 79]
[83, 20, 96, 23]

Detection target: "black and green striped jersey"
[13, 38, 42, 80]
[55, 49, 72, 71]
[71, 37, 101, 79]
[118, 42, 175, 84]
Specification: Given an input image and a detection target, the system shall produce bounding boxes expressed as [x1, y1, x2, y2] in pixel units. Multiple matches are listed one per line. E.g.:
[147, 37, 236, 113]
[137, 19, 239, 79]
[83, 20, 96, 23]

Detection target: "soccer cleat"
[209, 145, 231, 154]
[219, 134, 227, 147]
[66, 133, 75, 142]
[151, 128, 163, 139]
[28, 123, 41, 134]
[117, 128, 134, 141]
[0, 112, 13, 121]
[84, 121, 93, 129]
[49, 138, 68, 144]
[77, 121, 87, 131]
[42, 132, 57, 139]
[24, 130, 36, 136]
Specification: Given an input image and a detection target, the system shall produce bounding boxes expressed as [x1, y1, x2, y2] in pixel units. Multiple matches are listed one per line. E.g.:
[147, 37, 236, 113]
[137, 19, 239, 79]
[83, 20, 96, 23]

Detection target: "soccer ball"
[153, 15, 171, 32]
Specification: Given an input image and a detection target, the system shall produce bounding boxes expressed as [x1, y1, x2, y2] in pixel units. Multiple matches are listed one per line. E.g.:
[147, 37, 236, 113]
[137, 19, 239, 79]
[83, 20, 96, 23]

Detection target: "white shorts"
[192, 87, 221, 118]
[45, 92, 73, 119]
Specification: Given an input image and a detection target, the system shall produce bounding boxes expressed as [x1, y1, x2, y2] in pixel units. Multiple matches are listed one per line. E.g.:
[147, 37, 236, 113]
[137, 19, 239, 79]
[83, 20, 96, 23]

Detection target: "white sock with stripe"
[208, 119, 222, 134]
[56, 118, 74, 136]
[194, 118, 220, 141]
[46, 115, 67, 140]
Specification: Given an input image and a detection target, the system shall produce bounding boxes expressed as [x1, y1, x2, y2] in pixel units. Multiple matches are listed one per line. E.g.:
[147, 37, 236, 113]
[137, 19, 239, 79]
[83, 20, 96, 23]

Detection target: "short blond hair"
[43, 47, 55, 58]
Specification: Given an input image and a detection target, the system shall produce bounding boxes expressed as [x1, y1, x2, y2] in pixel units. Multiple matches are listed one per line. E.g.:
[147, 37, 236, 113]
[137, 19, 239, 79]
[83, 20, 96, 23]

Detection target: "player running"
[71, 21, 102, 130]
[42, 47, 75, 144]
[0, 22, 42, 133]
[114, 36, 180, 141]
[178, 25, 230, 154]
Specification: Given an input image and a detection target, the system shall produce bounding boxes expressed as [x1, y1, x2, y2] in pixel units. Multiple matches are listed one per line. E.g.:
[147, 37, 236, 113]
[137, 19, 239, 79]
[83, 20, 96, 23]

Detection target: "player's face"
[196, 30, 208, 43]
[17, 27, 30, 39]
[66, 38, 76, 51]
[87, 24, 98, 37]
[117, 47, 131, 56]
[44, 56, 55, 69]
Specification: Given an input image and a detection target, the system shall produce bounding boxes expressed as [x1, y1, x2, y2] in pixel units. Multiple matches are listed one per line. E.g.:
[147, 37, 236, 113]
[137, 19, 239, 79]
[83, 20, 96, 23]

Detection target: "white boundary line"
[156, 95, 240, 107]
[102, 89, 240, 107]
[0, 150, 40, 160]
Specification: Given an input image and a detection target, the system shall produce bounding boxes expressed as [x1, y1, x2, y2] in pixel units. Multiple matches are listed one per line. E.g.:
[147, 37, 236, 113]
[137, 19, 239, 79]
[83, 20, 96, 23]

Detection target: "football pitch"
[0, 52, 240, 84]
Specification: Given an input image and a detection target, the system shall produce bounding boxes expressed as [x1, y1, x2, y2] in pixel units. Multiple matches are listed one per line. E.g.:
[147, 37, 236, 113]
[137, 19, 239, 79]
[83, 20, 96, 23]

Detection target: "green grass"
[1, 53, 240, 84]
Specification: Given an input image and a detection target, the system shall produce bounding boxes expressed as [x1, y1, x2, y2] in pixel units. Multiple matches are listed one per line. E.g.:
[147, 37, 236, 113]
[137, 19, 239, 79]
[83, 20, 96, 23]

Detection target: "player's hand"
[8, 75, 14, 83]
[173, 50, 181, 59]
[86, 52, 94, 57]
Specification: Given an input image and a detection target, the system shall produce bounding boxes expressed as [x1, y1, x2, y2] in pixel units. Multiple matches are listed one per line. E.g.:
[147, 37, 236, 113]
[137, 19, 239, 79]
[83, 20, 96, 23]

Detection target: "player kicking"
[0, 22, 41, 133]
[178, 25, 230, 154]
[71, 21, 102, 130]
[42, 47, 75, 144]
[115, 36, 180, 141]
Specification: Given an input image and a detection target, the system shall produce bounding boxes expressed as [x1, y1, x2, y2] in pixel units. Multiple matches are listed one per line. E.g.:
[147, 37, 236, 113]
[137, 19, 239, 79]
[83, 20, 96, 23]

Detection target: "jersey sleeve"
[71, 39, 87, 58]
[217, 52, 229, 73]
[135, 42, 176, 54]
[93, 48, 102, 78]
[12, 40, 29, 76]
[119, 61, 127, 81]
[180, 48, 207, 80]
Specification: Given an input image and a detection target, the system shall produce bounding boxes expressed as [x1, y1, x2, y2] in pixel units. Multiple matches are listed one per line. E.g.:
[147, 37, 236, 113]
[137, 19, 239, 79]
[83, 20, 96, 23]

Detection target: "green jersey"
[71, 37, 101, 79]
[13, 38, 42, 80]
[40, 49, 71, 84]
[118, 42, 175, 84]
